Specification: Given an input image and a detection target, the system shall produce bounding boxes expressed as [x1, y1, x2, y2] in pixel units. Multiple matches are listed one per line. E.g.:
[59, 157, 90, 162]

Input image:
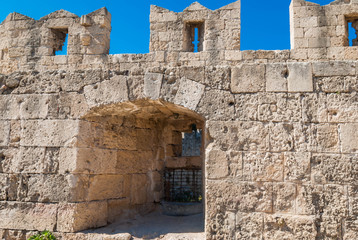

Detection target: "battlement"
[0, 7, 111, 60]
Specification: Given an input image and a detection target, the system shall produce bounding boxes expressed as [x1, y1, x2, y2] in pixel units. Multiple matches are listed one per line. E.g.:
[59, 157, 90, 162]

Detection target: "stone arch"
[58, 99, 206, 233]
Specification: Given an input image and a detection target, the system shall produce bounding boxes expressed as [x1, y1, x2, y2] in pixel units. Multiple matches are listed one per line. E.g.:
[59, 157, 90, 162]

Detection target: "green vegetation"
[28, 231, 56, 240]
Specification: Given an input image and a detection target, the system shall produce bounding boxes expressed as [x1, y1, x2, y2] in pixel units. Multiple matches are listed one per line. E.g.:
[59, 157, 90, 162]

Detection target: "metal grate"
[164, 168, 202, 202]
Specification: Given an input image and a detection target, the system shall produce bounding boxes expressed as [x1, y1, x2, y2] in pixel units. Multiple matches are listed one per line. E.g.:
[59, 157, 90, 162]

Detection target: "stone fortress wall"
[0, 0, 358, 239]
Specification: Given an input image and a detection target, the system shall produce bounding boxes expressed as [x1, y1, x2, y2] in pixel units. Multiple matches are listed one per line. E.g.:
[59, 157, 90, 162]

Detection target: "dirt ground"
[84, 211, 205, 240]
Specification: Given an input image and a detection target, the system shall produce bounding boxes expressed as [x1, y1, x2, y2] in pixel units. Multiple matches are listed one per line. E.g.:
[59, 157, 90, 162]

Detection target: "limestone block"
[234, 94, 259, 121]
[312, 61, 356, 76]
[204, 66, 231, 90]
[26, 174, 72, 202]
[88, 175, 124, 201]
[130, 174, 149, 204]
[311, 154, 352, 184]
[287, 62, 313, 92]
[227, 150, 243, 179]
[296, 184, 323, 215]
[315, 76, 358, 93]
[0, 95, 21, 119]
[19, 95, 51, 119]
[21, 120, 78, 147]
[206, 148, 229, 179]
[235, 212, 263, 240]
[57, 201, 108, 233]
[302, 93, 327, 123]
[340, 123, 358, 153]
[345, 217, 358, 240]
[264, 214, 316, 239]
[243, 152, 284, 182]
[0, 201, 57, 231]
[231, 64, 265, 93]
[265, 63, 288, 92]
[348, 185, 358, 216]
[206, 180, 273, 213]
[174, 78, 205, 111]
[84, 75, 128, 107]
[269, 123, 294, 151]
[11, 147, 59, 174]
[273, 183, 296, 213]
[207, 121, 269, 151]
[196, 89, 235, 121]
[144, 72, 163, 99]
[0, 121, 10, 146]
[60, 147, 119, 175]
[258, 93, 302, 122]
[52, 93, 89, 119]
[284, 152, 310, 182]
[116, 150, 155, 174]
[315, 124, 339, 152]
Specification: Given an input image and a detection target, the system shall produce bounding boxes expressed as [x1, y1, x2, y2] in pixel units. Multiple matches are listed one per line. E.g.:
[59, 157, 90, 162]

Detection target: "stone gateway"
[0, 0, 358, 239]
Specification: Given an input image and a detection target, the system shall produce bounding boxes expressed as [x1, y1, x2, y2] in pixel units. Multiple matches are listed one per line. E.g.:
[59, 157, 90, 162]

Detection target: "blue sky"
[0, 0, 336, 53]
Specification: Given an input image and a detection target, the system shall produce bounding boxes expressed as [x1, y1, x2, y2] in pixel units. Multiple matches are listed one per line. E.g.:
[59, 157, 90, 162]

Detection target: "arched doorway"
[64, 99, 205, 236]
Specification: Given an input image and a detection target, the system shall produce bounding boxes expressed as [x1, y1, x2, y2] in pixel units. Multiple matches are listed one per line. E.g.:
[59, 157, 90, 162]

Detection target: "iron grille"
[164, 168, 202, 202]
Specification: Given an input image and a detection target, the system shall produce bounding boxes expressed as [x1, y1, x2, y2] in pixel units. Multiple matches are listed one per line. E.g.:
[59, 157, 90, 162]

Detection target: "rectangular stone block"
[88, 175, 124, 201]
[312, 61, 356, 76]
[236, 212, 263, 240]
[0, 121, 10, 146]
[83, 75, 129, 107]
[206, 180, 273, 213]
[265, 63, 288, 92]
[231, 64, 265, 93]
[206, 148, 229, 179]
[60, 147, 117, 174]
[284, 152, 311, 183]
[243, 152, 284, 182]
[0, 201, 57, 231]
[287, 62, 313, 92]
[340, 123, 358, 153]
[207, 121, 269, 151]
[144, 72, 163, 99]
[21, 120, 79, 147]
[174, 78, 205, 111]
[57, 201, 107, 233]
[0, 95, 21, 120]
[273, 183, 296, 213]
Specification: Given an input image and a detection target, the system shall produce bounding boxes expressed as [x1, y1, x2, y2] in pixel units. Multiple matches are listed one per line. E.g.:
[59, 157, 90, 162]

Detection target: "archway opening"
[74, 100, 205, 238]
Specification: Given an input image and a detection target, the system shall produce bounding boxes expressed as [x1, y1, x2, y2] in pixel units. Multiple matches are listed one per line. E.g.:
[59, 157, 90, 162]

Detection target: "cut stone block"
[231, 64, 265, 93]
[57, 202, 108, 233]
[144, 72, 163, 99]
[287, 62, 313, 92]
[174, 78, 205, 110]
[266, 63, 288, 92]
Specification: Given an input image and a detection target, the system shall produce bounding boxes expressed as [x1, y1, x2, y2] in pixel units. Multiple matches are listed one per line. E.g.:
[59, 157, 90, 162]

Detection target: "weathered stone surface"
[266, 63, 288, 92]
[243, 152, 284, 182]
[0, 202, 57, 230]
[284, 152, 311, 182]
[0, 121, 10, 146]
[174, 78, 205, 110]
[20, 120, 78, 147]
[84, 75, 129, 107]
[206, 147, 229, 179]
[207, 121, 269, 151]
[287, 62, 313, 92]
[312, 61, 356, 76]
[57, 202, 108, 232]
[144, 72, 163, 99]
[340, 123, 358, 153]
[231, 64, 265, 93]
[88, 174, 124, 201]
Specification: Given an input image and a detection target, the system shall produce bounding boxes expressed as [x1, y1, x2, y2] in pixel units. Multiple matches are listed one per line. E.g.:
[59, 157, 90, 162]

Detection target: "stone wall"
[0, 0, 358, 239]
